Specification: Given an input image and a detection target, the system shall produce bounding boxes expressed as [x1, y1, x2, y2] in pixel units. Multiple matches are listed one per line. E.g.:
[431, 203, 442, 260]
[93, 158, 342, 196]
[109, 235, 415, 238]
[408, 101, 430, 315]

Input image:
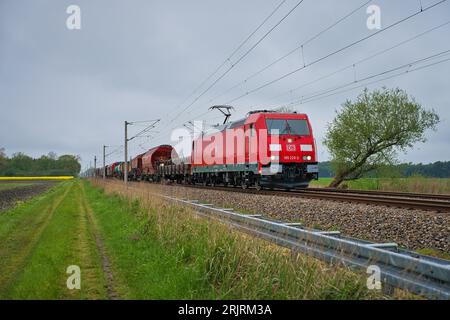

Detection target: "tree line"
[0, 149, 81, 177]
[318, 161, 450, 179]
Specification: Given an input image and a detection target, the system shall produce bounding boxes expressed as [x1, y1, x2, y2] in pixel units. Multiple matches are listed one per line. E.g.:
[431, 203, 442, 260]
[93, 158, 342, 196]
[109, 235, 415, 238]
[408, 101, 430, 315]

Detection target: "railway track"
[306, 187, 450, 201]
[170, 183, 450, 212]
[294, 189, 450, 212]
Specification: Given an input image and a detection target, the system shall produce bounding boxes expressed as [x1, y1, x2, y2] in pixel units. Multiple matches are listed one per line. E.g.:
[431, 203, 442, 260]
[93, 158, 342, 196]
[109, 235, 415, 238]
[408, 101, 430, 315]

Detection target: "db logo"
[286, 144, 296, 152]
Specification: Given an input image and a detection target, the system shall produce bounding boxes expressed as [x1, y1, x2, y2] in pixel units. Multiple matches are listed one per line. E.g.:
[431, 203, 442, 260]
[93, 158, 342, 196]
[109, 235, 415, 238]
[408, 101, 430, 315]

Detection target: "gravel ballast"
[128, 182, 450, 255]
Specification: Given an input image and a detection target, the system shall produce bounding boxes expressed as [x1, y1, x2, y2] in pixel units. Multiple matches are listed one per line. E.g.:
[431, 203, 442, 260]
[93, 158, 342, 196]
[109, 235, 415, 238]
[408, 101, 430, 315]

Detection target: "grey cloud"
[1, 0, 449, 169]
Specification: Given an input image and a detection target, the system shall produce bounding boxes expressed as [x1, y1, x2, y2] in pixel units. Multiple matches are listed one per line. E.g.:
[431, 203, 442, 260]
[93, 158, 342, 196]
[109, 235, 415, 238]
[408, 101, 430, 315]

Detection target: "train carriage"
[141, 145, 174, 181]
[130, 153, 145, 181]
[111, 162, 123, 178]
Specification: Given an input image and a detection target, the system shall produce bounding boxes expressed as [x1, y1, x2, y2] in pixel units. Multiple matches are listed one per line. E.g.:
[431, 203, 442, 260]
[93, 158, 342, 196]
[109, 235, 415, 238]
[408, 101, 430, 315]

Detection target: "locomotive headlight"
[269, 144, 282, 151]
[302, 155, 312, 161]
[270, 155, 279, 161]
[287, 138, 293, 143]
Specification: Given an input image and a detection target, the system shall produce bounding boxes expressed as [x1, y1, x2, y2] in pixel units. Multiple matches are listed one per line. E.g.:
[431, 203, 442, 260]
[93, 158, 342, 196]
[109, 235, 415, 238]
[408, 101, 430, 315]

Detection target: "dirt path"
[0, 181, 121, 299]
[79, 182, 119, 300]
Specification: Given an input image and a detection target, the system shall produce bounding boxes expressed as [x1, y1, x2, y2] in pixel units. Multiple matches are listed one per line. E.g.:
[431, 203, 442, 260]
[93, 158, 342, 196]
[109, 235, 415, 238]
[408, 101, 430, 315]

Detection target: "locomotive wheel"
[255, 180, 262, 191]
[241, 181, 248, 190]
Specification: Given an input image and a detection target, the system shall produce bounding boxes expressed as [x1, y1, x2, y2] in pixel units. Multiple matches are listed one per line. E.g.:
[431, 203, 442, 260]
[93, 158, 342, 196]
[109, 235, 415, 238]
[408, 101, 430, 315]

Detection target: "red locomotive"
[190, 110, 318, 189]
[103, 110, 318, 189]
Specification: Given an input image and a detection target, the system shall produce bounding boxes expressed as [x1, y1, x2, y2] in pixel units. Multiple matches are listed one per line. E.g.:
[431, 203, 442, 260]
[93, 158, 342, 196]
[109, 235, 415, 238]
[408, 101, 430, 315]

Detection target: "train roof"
[207, 111, 308, 133]
[142, 144, 173, 158]
[131, 152, 146, 161]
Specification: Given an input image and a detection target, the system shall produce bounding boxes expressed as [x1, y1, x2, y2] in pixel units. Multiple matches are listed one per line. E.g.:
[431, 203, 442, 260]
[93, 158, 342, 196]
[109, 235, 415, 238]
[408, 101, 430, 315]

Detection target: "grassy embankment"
[310, 177, 450, 194]
[0, 179, 392, 299]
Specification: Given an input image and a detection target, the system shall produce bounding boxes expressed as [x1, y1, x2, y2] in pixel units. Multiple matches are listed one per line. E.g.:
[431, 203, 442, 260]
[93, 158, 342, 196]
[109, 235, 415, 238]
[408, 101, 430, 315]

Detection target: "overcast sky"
[1, 0, 449, 170]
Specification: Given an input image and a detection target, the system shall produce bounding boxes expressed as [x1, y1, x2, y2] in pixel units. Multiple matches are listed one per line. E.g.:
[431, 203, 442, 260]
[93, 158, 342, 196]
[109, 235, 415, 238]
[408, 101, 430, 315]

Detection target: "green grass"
[310, 177, 450, 194]
[416, 248, 450, 260]
[0, 179, 393, 300]
[0, 181, 108, 299]
[0, 182, 35, 190]
[89, 181, 385, 299]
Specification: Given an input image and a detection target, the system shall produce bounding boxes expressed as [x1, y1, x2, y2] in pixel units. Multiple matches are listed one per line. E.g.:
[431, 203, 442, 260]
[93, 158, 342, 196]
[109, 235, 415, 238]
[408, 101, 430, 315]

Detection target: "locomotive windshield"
[265, 119, 310, 136]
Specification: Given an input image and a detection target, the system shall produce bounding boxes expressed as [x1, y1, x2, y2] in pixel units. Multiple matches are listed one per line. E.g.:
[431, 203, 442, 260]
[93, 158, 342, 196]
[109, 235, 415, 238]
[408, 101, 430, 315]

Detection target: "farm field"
[0, 179, 395, 300]
[0, 181, 58, 212]
[310, 177, 450, 194]
[0, 182, 35, 191]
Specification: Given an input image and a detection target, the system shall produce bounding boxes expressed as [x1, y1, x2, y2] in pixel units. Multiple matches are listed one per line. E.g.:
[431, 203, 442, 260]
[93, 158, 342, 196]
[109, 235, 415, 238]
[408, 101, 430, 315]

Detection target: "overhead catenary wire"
[105, 145, 124, 158]
[170, 0, 306, 123]
[279, 49, 450, 107]
[208, 0, 373, 104]
[127, 119, 160, 142]
[287, 57, 450, 106]
[144, 0, 290, 146]
[166, 0, 288, 116]
[150, 0, 402, 143]
[168, 0, 307, 124]
[224, 0, 448, 104]
[113, 0, 449, 157]
[146, 109, 214, 145]
[265, 19, 450, 106]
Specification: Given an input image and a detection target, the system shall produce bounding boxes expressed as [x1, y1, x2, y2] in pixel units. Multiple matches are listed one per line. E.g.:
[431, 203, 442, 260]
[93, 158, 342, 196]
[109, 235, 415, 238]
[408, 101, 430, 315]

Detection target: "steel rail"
[177, 184, 450, 212]
[292, 189, 450, 212]
[306, 187, 450, 201]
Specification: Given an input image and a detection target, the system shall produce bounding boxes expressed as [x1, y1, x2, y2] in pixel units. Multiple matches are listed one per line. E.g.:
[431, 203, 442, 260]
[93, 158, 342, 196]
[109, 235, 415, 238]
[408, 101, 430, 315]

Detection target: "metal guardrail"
[158, 194, 450, 300]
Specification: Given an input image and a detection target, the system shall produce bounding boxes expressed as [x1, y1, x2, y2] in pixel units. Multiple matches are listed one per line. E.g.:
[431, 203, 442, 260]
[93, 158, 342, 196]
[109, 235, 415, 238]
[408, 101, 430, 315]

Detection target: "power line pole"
[103, 145, 106, 180]
[94, 156, 97, 178]
[124, 121, 128, 184]
[124, 119, 160, 185]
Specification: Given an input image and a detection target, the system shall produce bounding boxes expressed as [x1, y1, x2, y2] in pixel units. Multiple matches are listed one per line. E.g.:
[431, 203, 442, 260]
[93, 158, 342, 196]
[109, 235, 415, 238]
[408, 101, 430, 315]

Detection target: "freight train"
[99, 110, 319, 189]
